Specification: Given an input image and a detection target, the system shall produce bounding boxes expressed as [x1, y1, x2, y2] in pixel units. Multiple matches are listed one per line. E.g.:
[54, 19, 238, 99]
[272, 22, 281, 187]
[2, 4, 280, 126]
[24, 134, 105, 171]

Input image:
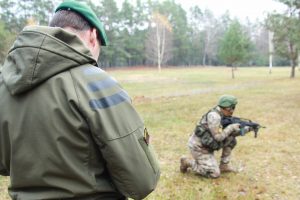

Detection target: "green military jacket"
[0, 26, 160, 200]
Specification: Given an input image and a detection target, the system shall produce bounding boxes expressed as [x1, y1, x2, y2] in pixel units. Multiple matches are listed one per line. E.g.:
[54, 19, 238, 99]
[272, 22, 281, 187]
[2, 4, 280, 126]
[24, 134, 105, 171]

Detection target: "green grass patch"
[1, 67, 299, 200]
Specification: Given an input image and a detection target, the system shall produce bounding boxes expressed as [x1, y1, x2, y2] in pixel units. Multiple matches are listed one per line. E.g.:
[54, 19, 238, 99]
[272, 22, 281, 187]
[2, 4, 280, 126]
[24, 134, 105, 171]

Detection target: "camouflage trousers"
[187, 133, 236, 178]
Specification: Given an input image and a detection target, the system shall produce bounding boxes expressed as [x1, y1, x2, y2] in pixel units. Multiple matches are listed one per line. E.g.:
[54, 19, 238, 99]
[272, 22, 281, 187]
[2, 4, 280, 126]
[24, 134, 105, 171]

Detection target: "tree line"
[0, 0, 299, 77]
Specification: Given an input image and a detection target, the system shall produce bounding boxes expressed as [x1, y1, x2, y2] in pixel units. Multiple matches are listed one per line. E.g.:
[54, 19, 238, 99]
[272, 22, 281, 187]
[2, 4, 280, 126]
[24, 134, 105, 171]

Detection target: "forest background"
[0, 0, 300, 78]
[1, 1, 300, 199]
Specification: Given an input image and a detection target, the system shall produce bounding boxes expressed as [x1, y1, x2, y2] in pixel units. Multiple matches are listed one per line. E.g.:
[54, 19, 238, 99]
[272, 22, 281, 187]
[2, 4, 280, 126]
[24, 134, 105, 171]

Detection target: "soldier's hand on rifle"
[238, 126, 252, 136]
[227, 123, 241, 136]
[244, 126, 253, 133]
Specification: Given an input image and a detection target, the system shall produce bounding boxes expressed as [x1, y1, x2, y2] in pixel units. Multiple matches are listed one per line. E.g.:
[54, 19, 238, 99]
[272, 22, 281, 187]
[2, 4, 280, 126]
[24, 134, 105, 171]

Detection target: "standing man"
[180, 95, 251, 178]
[0, 1, 160, 199]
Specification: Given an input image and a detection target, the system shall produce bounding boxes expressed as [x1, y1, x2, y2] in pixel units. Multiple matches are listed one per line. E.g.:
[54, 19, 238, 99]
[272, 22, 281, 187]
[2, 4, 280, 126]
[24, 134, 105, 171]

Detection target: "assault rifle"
[221, 116, 265, 138]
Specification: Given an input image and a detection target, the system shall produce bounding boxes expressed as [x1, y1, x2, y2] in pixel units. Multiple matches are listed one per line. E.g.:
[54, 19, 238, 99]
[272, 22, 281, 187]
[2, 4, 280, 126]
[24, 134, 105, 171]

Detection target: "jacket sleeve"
[207, 112, 233, 141]
[70, 66, 160, 199]
[0, 74, 9, 176]
[0, 131, 9, 176]
[0, 163, 8, 176]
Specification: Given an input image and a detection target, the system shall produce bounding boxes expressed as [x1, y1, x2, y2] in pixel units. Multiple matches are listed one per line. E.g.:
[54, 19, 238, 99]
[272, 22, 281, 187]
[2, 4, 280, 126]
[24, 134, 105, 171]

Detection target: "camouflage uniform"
[186, 106, 240, 178]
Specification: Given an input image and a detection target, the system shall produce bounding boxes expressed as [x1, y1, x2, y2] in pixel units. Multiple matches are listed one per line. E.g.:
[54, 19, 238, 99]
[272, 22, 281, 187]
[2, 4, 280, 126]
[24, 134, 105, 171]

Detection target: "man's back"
[0, 26, 160, 200]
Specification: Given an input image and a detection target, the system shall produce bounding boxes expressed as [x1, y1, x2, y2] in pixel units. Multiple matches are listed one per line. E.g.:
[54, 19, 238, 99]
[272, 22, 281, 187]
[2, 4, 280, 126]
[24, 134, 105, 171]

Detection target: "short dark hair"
[49, 10, 91, 31]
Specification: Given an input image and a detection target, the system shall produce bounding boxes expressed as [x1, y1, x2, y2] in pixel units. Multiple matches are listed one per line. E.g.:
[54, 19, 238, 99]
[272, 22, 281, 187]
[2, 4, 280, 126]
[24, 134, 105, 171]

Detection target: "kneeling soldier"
[180, 95, 251, 178]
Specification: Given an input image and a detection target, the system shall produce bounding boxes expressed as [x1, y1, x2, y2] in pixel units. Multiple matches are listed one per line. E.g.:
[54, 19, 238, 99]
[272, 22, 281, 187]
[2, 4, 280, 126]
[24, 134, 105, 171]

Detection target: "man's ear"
[89, 28, 99, 47]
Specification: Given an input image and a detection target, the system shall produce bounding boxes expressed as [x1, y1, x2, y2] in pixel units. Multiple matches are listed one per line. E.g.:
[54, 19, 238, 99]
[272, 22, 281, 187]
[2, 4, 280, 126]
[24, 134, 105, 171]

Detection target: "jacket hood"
[2, 26, 97, 95]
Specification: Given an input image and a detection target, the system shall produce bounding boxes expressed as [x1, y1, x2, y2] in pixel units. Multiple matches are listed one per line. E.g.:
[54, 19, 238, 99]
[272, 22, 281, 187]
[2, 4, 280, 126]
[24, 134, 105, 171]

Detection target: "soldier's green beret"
[55, 0, 108, 46]
[218, 95, 238, 107]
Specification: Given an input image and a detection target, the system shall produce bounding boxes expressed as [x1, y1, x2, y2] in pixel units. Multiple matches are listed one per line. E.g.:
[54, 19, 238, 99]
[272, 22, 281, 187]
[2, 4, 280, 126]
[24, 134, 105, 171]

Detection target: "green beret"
[218, 95, 238, 107]
[55, 0, 108, 46]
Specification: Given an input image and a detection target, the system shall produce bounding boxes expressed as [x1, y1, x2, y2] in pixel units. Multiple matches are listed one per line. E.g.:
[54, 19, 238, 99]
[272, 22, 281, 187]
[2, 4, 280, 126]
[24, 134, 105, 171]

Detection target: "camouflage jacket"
[194, 106, 235, 150]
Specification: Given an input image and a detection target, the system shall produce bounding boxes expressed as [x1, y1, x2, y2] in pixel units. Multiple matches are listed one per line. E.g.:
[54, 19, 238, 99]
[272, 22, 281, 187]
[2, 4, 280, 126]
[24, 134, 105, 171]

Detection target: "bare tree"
[145, 12, 173, 72]
[248, 22, 271, 68]
[268, 31, 274, 74]
[201, 9, 220, 66]
[267, 1, 300, 78]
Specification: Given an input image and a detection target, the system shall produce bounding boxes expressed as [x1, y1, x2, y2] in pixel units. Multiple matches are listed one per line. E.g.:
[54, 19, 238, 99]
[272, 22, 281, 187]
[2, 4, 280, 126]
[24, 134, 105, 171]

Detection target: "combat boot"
[219, 163, 237, 173]
[180, 156, 191, 173]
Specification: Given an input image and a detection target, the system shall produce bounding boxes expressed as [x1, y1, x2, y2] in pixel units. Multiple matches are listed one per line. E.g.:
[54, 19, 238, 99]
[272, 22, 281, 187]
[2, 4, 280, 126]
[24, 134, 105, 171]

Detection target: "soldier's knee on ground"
[208, 170, 220, 178]
[204, 167, 220, 178]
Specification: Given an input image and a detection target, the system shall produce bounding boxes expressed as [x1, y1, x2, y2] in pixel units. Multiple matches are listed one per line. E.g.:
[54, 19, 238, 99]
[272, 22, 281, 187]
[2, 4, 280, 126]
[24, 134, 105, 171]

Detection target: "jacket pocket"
[100, 126, 160, 200]
[138, 136, 159, 174]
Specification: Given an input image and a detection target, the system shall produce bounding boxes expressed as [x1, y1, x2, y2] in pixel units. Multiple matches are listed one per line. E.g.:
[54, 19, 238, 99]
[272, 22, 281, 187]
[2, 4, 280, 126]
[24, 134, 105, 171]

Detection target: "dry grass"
[1, 67, 299, 200]
[0, 177, 8, 200]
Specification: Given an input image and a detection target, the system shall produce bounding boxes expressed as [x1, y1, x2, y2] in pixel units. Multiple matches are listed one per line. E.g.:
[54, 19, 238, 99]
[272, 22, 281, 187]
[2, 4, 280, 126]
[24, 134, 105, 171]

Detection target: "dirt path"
[133, 81, 264, 103]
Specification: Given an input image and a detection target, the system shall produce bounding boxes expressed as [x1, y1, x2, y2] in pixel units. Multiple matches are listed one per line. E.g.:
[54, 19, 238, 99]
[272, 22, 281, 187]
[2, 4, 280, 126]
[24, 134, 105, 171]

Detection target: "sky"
[175, 0, 287, 21]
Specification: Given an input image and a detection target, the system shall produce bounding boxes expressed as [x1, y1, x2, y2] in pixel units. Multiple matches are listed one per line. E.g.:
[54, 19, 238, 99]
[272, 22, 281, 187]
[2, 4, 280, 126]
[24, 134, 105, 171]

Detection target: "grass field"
[1, 67, 300, 200]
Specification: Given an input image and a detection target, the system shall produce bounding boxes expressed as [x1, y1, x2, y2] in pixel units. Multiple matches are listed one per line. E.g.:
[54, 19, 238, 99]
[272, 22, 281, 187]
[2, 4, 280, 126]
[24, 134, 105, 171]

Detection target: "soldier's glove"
[240, 127, 246, 136]
[244, 126, 253, 133]
[238, 126, 253, 136]
[227, 123, 241, 136]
